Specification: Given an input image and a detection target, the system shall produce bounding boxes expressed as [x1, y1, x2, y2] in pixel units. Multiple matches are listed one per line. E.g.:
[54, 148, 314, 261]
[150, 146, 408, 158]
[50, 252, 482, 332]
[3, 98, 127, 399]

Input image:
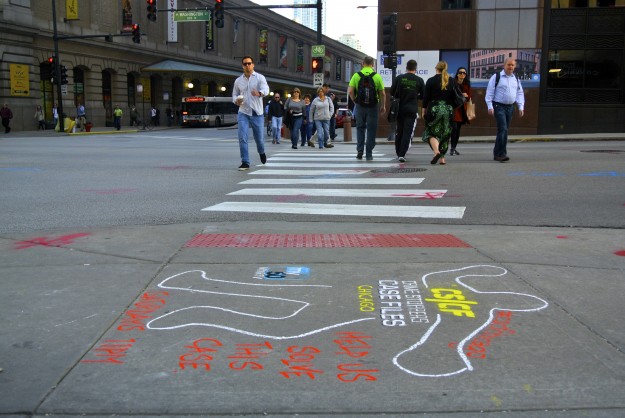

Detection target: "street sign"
[174, 10, 211, 22]
[61, 84, 68, 95]
[313, 73, 324, 87]
[311, 44, 325, 57]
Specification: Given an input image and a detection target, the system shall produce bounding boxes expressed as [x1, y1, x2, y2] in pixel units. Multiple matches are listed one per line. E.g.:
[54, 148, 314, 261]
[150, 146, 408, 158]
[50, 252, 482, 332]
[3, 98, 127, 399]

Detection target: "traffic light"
[132, 23, 141, 44]
[311, 57, 323, 74]
[60, 65, 68, 85]
[214, 0, 224, 29]
[147, 0, 157, 22]
[382, 14, 397, 55]
[48, 57, 58, 84]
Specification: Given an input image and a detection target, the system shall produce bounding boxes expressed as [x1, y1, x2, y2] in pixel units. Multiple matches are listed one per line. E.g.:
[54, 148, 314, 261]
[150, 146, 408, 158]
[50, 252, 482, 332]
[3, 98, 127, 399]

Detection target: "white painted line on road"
[268, 157, 395, 162]
[240, 178, 425, 185]
[260, 162, 400, 168]
[228, 188, 446, 198]
[248, 169, 372, 176]
[203, 202, 466, 219]
[273, 153, 385, 157]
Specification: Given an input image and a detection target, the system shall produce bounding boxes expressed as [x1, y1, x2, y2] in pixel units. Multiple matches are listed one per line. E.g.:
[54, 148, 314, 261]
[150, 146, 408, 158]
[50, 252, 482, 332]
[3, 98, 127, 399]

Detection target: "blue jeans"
[290, 116, 303, 147]
[271, 116, 282, 141]
[314, 120, 330, 148]
[493, 102, 514, 157]
[237, 112, 265, 165]
[355, 104, 379, 157]
[300, 122, 312, 145]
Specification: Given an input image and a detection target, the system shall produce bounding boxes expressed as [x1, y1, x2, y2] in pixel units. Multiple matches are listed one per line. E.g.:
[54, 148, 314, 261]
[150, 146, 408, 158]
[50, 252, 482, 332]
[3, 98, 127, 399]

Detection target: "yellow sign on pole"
[66, 0, 78, 20]
[10, 64, 30, 96]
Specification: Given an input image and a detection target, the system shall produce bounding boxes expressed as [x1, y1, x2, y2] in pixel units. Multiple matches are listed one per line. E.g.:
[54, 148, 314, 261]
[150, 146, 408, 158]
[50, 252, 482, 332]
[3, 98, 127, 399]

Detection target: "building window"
[442, 0, 471, 9]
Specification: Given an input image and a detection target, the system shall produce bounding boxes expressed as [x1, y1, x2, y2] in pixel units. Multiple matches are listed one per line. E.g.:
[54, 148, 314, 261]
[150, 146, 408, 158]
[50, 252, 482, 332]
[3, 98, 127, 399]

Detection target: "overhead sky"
[249, 0, 378, 57]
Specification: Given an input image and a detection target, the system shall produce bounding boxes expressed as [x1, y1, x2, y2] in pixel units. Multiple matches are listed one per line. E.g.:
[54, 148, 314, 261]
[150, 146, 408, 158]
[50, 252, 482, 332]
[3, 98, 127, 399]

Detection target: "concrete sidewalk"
[1, 218, 624, 417]
[5, 125, 625, 144]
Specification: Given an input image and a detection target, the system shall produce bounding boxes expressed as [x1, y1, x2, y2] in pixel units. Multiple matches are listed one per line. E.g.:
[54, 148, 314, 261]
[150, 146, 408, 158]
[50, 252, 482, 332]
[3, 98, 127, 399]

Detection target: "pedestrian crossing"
[202, 146, 466, 219]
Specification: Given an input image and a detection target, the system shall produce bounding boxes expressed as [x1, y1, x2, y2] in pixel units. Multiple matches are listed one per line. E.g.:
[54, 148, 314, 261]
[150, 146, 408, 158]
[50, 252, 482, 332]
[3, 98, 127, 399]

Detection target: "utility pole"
[51, 0, 65, 132]
[316, 0, 322, 45]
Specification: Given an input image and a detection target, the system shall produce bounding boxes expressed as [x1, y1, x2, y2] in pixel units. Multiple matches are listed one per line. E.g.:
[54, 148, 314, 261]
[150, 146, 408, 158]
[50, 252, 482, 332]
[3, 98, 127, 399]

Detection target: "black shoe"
[501, 156, 510, 161]
[260, 153, 267, 164]
[453, 149, 460, 155]
[356, 151, 363, 160]
[308, 141, 314, 147]
[494, 156, 509, 162]
[292, 145, 297, 149]
[238, 163, 250, 170]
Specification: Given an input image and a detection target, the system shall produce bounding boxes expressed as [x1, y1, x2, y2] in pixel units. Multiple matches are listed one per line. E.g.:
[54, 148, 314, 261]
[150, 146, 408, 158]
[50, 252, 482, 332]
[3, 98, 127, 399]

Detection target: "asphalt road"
[1, 128, 624, 418]
[1, 128, 624, 233]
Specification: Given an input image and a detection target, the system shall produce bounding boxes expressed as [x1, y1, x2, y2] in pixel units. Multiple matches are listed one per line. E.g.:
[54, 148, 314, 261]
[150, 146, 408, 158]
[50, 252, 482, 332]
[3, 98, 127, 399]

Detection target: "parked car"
[336, 108, 354, 128]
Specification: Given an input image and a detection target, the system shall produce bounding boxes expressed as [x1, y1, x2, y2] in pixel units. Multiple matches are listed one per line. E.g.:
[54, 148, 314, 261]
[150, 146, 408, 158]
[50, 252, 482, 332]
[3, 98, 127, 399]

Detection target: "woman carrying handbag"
[450, 66, 473, 156]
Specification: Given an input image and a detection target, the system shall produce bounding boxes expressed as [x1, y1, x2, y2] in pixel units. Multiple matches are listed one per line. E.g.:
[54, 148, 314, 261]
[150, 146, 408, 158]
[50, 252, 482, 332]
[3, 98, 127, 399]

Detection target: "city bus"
[181, 96, 238, 127]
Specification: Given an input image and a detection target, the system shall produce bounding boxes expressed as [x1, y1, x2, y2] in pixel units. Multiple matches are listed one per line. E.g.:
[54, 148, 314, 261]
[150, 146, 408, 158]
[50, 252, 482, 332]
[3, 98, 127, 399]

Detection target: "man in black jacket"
[267, 93, 284, 144]
[390, 59, 425, 162]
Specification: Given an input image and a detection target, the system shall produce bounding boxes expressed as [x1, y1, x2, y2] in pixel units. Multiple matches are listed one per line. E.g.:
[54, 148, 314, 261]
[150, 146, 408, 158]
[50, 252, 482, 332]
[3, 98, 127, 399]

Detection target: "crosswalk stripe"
[240, 178, 425, 185]
[248, 169, 371, 175]
[203, 202, 465, 219]
[273, 153, 385, 157]
[268, 157, 395, 162]
[260, 162, 399, 168]
[228, 188, 446, 198]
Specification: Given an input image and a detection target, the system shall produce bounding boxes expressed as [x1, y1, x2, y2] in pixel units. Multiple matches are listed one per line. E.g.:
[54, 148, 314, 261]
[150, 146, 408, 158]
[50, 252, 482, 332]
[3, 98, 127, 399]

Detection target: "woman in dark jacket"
[421, 61, 457, 165]
[450, 66, 472, 156]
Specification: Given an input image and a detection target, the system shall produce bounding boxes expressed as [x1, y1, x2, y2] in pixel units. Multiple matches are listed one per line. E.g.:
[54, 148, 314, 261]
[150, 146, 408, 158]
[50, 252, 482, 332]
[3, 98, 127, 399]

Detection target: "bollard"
[343, 118, 352, 142]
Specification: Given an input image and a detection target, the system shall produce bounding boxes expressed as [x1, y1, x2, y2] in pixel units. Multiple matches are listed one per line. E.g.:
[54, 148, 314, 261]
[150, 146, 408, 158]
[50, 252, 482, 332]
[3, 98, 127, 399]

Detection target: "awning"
[141, 59, 315, 90]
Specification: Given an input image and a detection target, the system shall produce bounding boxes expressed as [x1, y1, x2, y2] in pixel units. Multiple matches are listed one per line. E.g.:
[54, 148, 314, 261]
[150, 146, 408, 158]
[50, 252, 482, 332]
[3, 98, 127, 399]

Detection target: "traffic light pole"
[52, 0, 64, 132]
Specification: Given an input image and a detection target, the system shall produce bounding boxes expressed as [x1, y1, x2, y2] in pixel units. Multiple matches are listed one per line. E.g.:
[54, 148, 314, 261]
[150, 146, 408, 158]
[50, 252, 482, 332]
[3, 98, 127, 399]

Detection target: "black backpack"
[357, 71, 378, 107]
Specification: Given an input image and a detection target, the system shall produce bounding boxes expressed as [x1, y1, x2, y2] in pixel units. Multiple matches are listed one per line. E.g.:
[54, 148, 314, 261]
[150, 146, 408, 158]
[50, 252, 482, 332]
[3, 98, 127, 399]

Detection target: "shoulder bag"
[452, 81, 467, 109]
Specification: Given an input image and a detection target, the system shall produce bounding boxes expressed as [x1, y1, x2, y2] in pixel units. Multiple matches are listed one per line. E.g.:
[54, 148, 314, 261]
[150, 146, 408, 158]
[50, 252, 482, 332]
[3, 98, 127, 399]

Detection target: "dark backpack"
[357, 71, 378, 107]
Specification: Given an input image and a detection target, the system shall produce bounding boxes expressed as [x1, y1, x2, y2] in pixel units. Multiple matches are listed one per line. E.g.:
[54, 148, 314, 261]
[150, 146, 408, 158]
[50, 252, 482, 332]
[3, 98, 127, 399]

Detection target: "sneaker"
[398, 156, 406, 163]
[356, 151, 363, 160]
[238, 163, 250, 171]
[260, 153, 267, 164]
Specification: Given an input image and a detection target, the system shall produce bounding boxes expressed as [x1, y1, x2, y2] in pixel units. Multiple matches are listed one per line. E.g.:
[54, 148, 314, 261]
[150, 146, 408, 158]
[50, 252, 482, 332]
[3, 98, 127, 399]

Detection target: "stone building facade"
[0, 0, 366, 131]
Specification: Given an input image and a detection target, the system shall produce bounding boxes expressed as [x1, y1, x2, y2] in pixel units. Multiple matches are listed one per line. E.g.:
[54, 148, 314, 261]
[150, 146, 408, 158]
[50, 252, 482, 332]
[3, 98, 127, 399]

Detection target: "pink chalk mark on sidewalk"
[14, 233, 91, 250]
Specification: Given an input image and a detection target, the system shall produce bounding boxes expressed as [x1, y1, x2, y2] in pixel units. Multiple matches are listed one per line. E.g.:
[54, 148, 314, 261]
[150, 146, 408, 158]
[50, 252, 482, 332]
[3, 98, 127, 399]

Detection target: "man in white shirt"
[232, 56, 269, 170]
[485, 58, 525, 162]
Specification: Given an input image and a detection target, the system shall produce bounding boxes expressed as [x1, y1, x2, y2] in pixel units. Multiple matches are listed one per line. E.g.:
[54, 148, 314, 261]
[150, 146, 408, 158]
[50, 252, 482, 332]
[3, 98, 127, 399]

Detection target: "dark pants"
[493, 102, 514, 157]
[329, 115, 336, 139]
[395, 114, 417, 158]
[114, 116, 121, 130]
[2, 118, 10, 133]
[451, 121, 463, 150]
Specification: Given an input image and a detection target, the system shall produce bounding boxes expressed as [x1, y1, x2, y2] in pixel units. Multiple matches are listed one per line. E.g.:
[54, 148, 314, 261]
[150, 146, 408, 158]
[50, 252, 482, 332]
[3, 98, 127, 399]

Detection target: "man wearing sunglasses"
[233, 56, 270, 170]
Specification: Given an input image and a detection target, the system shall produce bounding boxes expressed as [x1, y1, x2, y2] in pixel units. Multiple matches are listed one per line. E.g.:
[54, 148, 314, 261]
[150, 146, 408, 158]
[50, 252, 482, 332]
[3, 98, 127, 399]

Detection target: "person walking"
[348, 56, 386, 161]
[485, 58, 525, 162]
[284, 88, 306, 149]
[77, 102, 86, 131]
[129, 105, 139, 127]
[309, 86, 334, 149]
[52, 102, 59, 126]
[150, 106, 157, 126]
[450, 66, 472, 156]
[390, 59, 424, 163]
[300, 94, 314, 147]
[268, 92, 284, 144]
[421, 60, 457, 166]
[323, 84, 338, 142]
[232, 55, 269, 171]
[113, 104, 123, 130]
[35, 105, 46, 130]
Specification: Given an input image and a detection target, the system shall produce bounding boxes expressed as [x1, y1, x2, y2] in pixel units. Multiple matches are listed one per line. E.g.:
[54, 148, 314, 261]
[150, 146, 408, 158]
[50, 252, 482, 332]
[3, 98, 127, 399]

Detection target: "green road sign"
[174, 10, 211, 22]
[312, 45, 325, 57]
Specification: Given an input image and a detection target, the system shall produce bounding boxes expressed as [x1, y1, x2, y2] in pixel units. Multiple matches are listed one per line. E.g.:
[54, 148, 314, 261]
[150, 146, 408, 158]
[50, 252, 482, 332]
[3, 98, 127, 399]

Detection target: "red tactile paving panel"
[185, 234, 472, 248]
